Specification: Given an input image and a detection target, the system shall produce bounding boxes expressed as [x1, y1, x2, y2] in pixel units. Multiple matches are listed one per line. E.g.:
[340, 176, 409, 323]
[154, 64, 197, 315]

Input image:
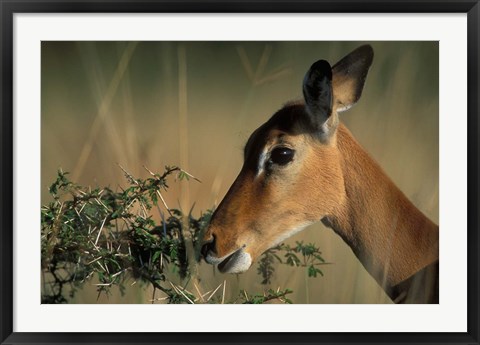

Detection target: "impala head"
[202, 45, 374, 273]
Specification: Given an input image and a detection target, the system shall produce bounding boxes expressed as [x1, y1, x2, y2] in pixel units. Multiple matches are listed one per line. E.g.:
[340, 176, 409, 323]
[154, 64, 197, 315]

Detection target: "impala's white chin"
[205, 247, 252, 274]
[218, 248, 252, 273]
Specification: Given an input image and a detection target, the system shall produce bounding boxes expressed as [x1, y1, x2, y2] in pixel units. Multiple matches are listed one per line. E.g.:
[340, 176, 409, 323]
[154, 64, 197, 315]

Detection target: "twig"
[222, 280, 226, 304]
[156, 190, 173, 217]
[193, 282, 205, 303]
[207, 282, 223, 302]
[94, 216, 108, 246]
[118, 164, 139, 185]
[178, 169, 201, 183]
[169, 282, 194, 304]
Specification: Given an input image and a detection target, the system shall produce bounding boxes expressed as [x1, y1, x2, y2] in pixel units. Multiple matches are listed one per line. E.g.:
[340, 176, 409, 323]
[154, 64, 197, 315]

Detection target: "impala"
[201, 45, 439, 304]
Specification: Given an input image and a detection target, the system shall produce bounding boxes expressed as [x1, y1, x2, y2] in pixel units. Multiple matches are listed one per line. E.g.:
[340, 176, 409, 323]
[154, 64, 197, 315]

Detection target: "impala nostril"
[201, 235, 216, 259]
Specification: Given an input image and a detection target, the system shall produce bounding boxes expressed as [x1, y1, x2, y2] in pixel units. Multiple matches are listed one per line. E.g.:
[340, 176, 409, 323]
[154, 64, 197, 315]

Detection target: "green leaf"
[152, 251, 162, 264]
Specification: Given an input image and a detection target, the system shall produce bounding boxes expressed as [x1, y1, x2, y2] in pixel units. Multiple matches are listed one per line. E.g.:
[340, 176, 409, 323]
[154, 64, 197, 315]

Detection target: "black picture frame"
[1, 1, 478, 344]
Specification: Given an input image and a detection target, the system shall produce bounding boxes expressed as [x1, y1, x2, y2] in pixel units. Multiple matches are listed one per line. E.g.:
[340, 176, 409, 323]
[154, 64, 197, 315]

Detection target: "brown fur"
[330, 125, 439, 297]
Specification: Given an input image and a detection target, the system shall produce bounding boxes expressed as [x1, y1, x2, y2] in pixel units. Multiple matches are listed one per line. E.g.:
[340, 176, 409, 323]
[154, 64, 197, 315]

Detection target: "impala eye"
[269, 147, 295, 166]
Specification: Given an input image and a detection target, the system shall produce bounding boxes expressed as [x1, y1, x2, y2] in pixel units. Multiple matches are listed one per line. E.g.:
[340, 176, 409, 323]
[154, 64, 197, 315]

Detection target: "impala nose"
[201, 235, 216, 259]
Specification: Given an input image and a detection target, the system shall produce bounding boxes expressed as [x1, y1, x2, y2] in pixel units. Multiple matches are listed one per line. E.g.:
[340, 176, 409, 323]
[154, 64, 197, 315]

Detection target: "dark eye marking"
[268, 146, 295, 166]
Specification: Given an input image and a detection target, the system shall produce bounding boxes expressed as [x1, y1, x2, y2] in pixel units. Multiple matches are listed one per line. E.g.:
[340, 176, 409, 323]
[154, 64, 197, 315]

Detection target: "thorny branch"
[41, 166, 325, 304]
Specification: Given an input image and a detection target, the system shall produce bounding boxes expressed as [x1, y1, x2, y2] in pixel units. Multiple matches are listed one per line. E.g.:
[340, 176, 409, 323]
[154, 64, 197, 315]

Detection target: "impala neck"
[325, 124, 439, 300]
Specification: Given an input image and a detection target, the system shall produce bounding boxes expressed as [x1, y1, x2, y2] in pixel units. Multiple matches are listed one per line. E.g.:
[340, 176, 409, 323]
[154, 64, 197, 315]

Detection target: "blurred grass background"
[41, 41, 438, 303]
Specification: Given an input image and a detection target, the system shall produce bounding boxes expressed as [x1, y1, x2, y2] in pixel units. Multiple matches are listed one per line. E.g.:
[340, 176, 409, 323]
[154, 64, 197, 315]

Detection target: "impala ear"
[332, 44, 374, 112]
[302, 59, 334, 135]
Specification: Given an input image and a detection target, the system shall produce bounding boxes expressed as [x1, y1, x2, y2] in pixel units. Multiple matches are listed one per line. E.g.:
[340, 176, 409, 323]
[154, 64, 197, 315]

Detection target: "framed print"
[1, 1, 479, 345]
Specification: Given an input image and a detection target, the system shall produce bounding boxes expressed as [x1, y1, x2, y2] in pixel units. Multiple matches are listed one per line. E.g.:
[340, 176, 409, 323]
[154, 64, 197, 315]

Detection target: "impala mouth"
[217, 247, 252, 274]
